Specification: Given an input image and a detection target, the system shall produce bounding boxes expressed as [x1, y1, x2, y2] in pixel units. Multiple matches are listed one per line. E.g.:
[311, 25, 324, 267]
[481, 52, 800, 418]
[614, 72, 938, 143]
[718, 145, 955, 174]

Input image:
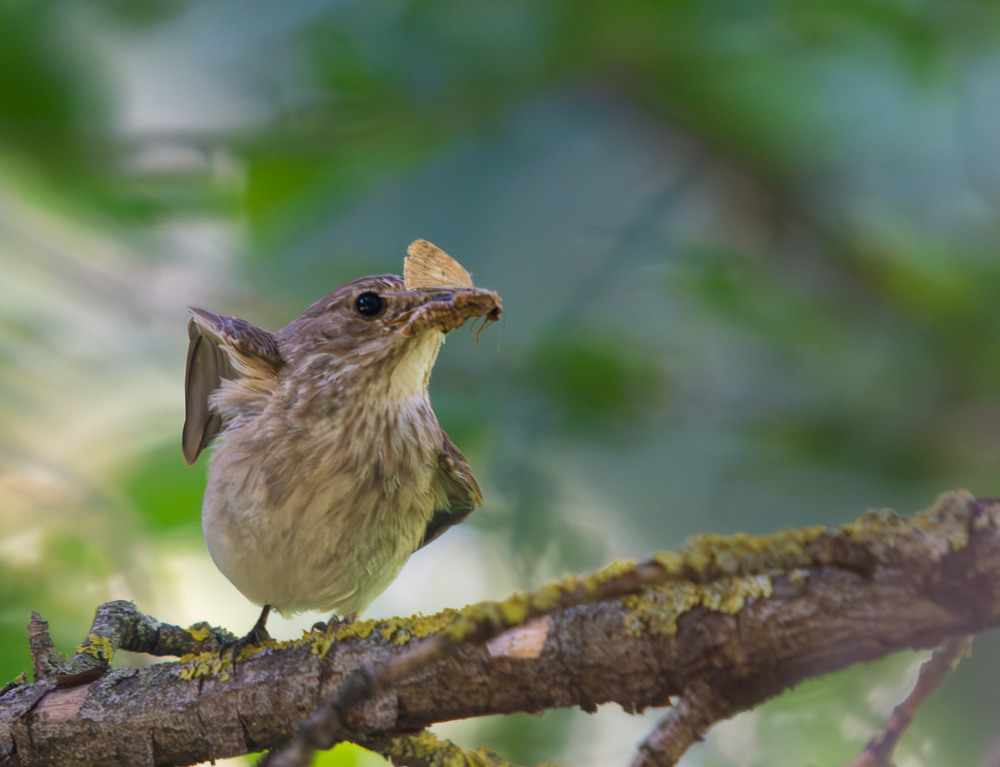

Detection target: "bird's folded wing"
[419, 432, 484, 548]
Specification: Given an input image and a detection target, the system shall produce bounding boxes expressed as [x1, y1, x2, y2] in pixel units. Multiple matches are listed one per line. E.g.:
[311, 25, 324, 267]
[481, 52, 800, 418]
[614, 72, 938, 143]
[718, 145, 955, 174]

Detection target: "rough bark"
[1, 491, 997, 767]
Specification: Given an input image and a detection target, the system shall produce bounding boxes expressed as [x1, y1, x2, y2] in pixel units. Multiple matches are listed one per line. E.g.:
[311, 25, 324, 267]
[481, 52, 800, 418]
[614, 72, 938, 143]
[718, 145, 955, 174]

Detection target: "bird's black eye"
[354, 292, 386, 318]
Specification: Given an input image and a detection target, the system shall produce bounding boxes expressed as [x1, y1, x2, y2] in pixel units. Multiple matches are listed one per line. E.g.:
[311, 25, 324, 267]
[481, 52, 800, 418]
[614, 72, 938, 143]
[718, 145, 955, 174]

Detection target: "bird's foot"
[222, 605, 272, 666]
[311, 612, 357, 634]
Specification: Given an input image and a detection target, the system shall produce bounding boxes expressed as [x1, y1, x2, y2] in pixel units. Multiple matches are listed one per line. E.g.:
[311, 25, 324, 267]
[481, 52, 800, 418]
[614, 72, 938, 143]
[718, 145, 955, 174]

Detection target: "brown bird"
[182, 240, 501, 646]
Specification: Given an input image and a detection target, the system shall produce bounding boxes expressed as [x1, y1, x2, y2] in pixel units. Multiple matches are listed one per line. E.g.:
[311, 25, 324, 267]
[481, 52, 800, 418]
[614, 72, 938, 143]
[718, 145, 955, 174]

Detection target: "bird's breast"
[201, 391, 443, 615]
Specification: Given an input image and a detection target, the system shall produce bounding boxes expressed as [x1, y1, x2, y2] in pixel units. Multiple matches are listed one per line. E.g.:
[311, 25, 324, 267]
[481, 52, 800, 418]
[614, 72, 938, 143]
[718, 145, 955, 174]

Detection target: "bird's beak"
[389, 287, 502, 337]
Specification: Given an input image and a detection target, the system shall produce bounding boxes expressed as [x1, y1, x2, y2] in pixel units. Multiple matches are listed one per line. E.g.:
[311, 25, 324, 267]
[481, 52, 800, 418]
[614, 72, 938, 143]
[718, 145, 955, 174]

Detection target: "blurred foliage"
[527, 331, 668, 434]
[3, 1, 1000, 765]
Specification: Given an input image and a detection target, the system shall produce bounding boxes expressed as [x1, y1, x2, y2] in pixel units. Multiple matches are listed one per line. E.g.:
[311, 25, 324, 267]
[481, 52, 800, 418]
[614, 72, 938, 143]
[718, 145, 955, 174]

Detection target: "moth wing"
[405, 239, 475, 290]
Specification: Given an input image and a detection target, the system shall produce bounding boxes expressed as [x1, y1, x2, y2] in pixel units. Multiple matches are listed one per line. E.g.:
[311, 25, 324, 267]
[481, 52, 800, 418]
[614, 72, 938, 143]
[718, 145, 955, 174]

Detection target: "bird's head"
[183, 241, 501, 464]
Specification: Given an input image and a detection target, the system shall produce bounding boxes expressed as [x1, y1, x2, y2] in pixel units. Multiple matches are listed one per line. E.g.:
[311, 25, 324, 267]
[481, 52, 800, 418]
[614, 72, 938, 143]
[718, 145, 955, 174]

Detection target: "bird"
[182, 240, 501, 648]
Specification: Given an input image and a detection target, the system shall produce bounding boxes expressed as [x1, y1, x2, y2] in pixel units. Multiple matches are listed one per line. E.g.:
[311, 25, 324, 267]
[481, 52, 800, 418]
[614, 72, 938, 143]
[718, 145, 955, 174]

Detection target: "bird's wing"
[419, 432, 484, 548]
[182, 307, 282, 465]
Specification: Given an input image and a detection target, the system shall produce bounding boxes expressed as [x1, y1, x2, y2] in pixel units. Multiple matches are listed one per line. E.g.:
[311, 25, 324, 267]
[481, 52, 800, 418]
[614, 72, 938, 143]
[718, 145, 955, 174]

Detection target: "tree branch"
[1, 491, 997, 767]
[842, 634, 974, 767]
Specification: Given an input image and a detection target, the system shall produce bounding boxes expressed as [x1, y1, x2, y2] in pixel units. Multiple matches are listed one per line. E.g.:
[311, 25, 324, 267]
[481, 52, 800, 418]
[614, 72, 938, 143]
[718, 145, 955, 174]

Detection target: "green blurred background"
[3, 2, 1000, 765]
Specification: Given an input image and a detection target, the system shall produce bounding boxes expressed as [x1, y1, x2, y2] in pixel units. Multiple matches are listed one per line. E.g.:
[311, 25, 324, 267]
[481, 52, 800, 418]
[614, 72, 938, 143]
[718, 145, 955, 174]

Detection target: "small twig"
[31, 601, 237, 686]
[842, 635, 973, 767]
[28, 612, 68, 681]
[629, 680, 732, 767]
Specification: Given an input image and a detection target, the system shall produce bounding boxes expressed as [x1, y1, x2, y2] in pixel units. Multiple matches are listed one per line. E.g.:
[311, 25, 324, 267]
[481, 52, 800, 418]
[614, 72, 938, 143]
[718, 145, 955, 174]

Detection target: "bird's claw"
[221, 605, 272, 666]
